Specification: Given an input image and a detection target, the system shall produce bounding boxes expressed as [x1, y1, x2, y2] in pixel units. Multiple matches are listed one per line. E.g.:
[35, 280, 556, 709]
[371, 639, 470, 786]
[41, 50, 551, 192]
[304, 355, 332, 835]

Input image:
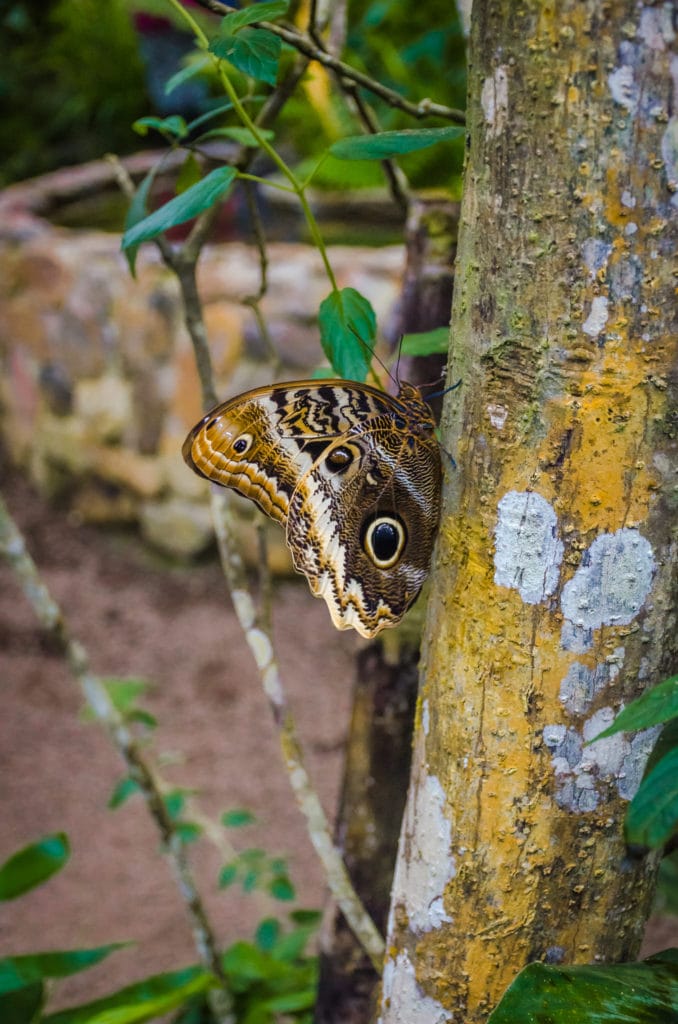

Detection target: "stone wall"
[0, 165, 404, 565]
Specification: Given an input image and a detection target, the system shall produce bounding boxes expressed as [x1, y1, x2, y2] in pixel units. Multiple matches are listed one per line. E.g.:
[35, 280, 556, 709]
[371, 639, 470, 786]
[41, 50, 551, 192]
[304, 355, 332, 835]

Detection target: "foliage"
[0, 0, 149, 186]
[591, 675, 678, 850]
[309, 0, 467, 189]
[0, 0, 467, 189]
[118, 1, 464, 379]
[489, 950, 678, 1023]
[0, 826, 319, 1023]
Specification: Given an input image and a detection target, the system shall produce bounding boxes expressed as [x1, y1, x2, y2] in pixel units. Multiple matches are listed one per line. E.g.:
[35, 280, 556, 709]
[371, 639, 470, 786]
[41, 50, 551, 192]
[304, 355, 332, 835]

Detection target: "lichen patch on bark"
[543, 711, 661, 811]
[389, 762, 456, 935]
[379, 951, 452, 1024]
[494, 490, 563, 603]
[560, 529, 656, 649]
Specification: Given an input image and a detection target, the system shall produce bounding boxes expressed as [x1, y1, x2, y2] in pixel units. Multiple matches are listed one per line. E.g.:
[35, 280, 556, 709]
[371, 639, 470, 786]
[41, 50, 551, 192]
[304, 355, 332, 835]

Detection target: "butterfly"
[182, 379, 442, 638]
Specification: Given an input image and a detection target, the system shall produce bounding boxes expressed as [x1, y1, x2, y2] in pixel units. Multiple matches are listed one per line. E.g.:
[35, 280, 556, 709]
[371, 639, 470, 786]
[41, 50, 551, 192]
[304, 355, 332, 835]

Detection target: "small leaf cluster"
[83, 676, 157, 731]
[217, 911, 320, 1024]
[592, 674, 678, 849]
[119, 0, 463, 382]
[209, 1, 289, 86]
[220, 810, 295, 902]
[0, 834, 319, 1023]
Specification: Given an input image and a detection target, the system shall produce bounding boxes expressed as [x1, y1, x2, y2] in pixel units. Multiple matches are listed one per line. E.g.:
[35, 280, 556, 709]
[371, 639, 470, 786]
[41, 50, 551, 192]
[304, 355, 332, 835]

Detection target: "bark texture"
[381, 1, 678, 1020]
[316, 644, 418, 1024]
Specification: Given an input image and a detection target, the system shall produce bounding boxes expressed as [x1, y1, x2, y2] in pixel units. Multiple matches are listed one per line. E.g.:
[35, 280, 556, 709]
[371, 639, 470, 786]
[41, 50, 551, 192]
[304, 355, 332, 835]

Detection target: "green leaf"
[591, 675, 678, 741]
[222, 943, 291, 985]
[271, 923, 318, 963]
[0, 981, 44, 1024]
[330, 126, 465, 161]
[42, 966, 212, 1024]
[108, 777, 141, 810]
[626, 747, 678, 848]
[262, 989, 316, 1012]
[163, 791, 186, 821]
[132, 115, 187, 140]
[242, 868, 260, 892]
[123, 168, 159, 276]
[318, 288, 375, 380]
[121, 167, 237, 250]
[220, 0, 288, 33]
[222, 809, 256, 828]
[269, 875, 295, 901]
[174, 822, 202, 845]
[210, 28, 281, 86]
[165, 56, 212, 96]
[103, 678, 148, 714]
[646, 718, 678, 777]
[0, 834, 69, 901]
[176, 152, 202, 194]
[195, 126, 275, 147]
[289, 909, 322, 927]
[488, 955, 678, 1023]
[401, 326, 449, 357]
[255, 919, 280, 952]
[127, 709, 157, 730]
[0, 945, 127, 994]
[218, 863, 238, 889]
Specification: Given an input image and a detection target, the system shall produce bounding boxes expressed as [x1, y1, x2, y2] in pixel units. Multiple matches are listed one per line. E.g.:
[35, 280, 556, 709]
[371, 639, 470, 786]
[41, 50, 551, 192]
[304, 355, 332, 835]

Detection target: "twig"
[109, 44, 386, 969]
[209, 490, 385, 969]
[0, 494, 236, 1024]
[264, 20, 465, 123]
[190, 0, 465, 125]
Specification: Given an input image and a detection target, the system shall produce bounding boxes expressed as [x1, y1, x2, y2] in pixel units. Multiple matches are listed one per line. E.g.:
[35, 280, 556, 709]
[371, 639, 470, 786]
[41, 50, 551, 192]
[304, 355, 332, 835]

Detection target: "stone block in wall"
[0, 163, 406, 564]
[140, 498, 215, 559]
[74, 374, 134, 444]
[92, 447, 164, 500]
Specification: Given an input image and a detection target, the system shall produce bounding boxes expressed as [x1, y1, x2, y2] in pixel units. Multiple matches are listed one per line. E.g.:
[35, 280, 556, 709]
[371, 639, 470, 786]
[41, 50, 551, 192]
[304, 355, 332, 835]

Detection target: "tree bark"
[380, 1, 678, 1020]
[316, 644, 419, 1024]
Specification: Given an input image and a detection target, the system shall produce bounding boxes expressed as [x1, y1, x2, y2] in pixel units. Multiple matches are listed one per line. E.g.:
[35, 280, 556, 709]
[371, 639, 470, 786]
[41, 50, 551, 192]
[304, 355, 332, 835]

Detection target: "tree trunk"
[380, 1, 678, 1020]
[316, 644, 418, 1024]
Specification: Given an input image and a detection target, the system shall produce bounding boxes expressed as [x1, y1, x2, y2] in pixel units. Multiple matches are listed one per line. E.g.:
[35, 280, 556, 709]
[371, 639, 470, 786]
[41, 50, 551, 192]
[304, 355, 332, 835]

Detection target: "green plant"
[0, 825, 319, 1024]
[120, 0, 464, 381]
[0, 0, 149, 185]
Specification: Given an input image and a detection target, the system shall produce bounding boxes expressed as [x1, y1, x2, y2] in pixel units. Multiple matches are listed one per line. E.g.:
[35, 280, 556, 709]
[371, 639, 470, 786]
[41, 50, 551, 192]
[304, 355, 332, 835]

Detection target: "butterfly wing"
[183, 380, 442, 637]
[285, 418, 441, 637]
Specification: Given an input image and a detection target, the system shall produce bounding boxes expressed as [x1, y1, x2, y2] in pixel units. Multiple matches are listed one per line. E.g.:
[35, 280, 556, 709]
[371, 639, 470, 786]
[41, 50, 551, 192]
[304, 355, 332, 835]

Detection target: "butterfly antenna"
[348, 326, 397, 390]
[425, 377, 462, 402]
[394, 334, 405, 387]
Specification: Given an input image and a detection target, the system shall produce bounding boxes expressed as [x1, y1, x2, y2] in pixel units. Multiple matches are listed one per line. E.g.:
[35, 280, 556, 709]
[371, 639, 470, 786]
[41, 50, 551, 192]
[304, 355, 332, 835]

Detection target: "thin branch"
[174, 258, 219, 410]
[190, 0, 465, 124]
[209, 489, 385, 970]
[261, 21, 465, 124]
[0, 494, 236, 1024]
[242, 179, 269, 304]
[338, 80, 410, 216]
[109, 41, 386, 970]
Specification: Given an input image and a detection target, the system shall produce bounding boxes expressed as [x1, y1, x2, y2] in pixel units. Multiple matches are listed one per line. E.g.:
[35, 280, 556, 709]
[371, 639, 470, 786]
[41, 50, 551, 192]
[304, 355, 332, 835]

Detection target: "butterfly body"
[183, 379, 441, 638]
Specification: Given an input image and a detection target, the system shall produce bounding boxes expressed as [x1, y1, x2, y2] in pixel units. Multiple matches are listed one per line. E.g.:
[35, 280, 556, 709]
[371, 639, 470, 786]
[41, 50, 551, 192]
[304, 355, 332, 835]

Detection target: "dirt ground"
[1, 467, 676, 1014]
[1, 467, 358, 1009]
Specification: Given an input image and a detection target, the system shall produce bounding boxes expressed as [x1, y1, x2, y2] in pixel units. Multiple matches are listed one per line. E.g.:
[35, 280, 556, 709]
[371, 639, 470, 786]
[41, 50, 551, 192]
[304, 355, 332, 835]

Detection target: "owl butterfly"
[182, 379, 442, 638]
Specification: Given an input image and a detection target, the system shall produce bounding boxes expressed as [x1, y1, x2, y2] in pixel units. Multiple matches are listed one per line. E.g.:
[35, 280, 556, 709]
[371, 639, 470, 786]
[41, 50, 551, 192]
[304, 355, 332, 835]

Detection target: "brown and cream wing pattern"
[182, 380, 442, 637]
